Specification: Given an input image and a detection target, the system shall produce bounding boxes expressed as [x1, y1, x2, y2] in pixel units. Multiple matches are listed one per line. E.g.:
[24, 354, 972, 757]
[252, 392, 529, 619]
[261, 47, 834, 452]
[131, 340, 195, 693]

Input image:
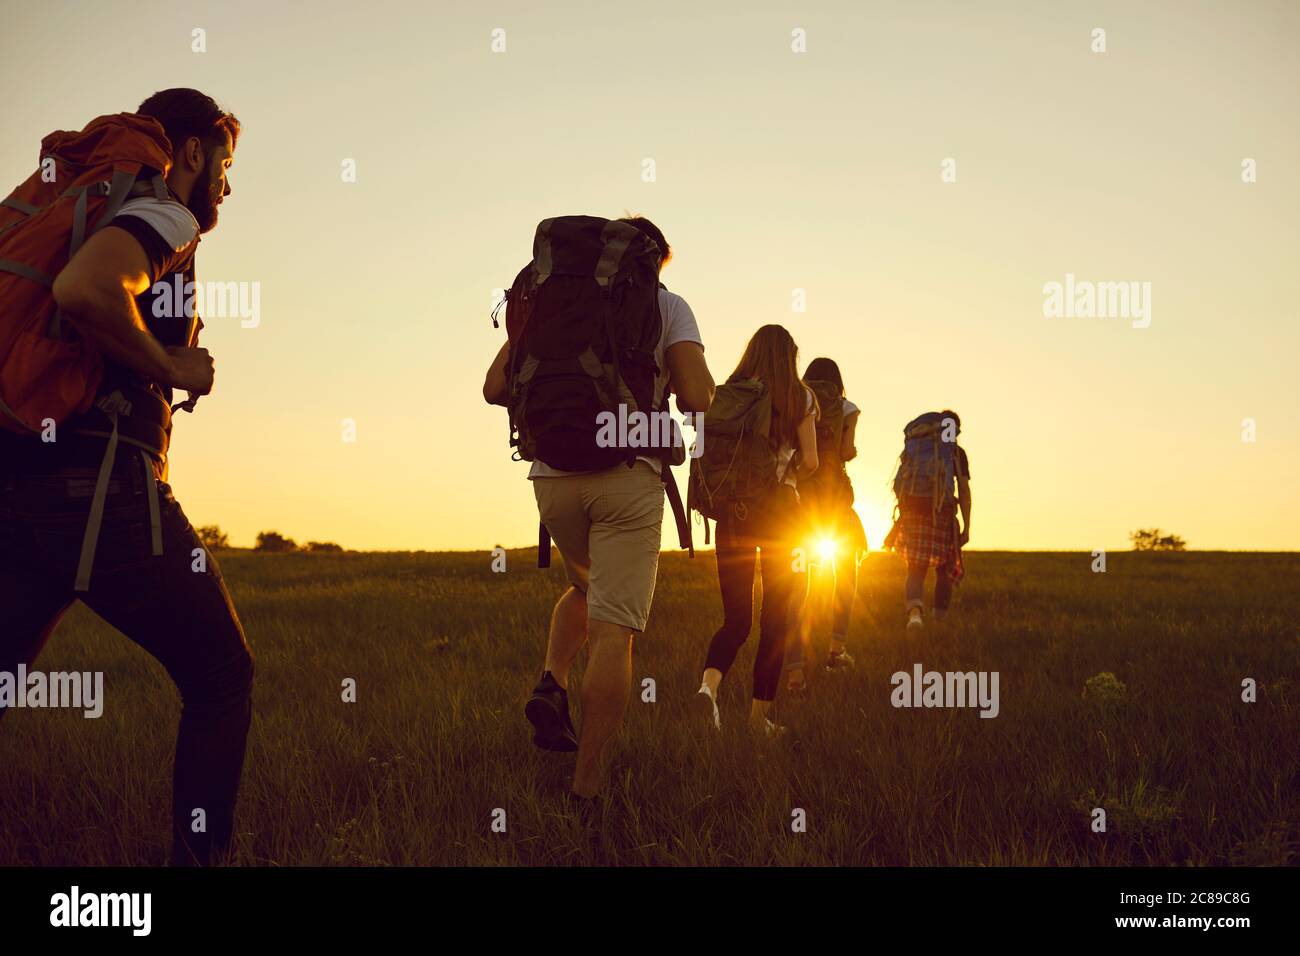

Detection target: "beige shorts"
[532, 460, 664, 632]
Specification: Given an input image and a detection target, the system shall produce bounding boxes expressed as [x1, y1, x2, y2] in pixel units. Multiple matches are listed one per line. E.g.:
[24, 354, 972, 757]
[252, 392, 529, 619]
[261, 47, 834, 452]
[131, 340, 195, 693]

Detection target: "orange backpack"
[0, 113, 174, 435]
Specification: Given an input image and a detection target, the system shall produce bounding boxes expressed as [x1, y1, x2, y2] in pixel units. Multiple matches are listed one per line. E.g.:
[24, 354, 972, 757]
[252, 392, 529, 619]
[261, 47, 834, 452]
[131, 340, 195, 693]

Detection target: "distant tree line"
[1129, 528, 1187, 552]
[193, 526, 343, 552]
[255, 531, 343, 553]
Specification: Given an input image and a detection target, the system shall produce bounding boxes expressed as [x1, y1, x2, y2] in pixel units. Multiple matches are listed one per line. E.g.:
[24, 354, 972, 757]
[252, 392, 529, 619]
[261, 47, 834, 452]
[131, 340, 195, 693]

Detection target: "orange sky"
[3, 0, 1297, 551]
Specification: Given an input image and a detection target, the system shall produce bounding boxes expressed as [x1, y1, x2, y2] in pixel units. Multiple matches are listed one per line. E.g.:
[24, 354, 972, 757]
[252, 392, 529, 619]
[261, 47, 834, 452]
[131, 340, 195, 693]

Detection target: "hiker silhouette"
[0, 89, 251, 866]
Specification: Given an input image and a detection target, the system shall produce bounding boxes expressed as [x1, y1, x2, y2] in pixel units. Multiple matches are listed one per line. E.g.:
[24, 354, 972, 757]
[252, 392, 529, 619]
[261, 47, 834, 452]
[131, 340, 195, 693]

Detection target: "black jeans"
[0, 454, 253, 865]
[703, 499, 797, 702]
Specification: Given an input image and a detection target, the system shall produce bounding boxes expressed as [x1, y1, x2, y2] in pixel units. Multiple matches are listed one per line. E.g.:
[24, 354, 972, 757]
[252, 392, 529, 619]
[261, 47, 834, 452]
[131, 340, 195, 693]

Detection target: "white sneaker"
[695, 686, 721, 731]
[906, 607, 924, 631]
[752, 717, 787, 738]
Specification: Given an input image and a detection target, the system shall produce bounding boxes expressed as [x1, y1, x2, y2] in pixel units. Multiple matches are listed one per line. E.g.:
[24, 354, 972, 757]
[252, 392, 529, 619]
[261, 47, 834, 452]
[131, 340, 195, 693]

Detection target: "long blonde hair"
[730, 324, 806, 448]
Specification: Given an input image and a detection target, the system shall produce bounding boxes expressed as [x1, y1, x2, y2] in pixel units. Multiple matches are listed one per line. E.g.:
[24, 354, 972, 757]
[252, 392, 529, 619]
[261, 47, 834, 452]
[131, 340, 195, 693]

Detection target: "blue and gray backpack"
[892, 411, 959, 515]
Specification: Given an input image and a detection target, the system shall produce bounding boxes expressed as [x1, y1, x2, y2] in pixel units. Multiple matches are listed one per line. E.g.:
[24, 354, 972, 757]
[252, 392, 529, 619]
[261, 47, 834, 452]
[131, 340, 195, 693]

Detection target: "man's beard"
[187, 165, 223, 234]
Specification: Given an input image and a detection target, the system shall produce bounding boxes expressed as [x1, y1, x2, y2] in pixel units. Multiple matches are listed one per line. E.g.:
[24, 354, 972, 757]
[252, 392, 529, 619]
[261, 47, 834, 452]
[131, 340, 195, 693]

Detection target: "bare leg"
[572, 619, 633, 798]
[701, 667, 723, 695]
[543, 585, 588, 689]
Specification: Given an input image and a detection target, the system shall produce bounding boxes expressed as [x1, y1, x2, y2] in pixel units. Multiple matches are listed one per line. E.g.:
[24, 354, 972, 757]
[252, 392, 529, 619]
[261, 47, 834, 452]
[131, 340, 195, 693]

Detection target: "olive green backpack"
[687, 377, 781, 542]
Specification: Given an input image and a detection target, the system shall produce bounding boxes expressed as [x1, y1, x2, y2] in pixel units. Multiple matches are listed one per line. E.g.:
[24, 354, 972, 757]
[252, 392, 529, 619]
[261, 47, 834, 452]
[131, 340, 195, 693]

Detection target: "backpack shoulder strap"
[662, 464, 692, 557]
[537, 521, 551, 569]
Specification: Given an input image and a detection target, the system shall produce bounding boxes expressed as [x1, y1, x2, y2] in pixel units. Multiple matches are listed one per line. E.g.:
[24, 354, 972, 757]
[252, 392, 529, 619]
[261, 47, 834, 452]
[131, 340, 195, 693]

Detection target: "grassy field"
[1, 549, 1296, 866]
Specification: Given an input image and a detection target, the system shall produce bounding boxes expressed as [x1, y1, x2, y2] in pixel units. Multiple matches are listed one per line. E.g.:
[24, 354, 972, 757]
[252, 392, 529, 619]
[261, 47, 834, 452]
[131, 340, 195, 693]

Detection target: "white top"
[843, 398, 859, 418]
[528, 287, 703, 478]
[114, 195, 199, 252]
[776, 386, 817, 487]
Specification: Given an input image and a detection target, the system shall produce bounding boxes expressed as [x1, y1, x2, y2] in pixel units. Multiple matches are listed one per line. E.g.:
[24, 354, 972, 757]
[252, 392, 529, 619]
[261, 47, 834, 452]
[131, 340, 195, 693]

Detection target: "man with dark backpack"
[482, 215, 714, 802]
[0, 90, 252, 865]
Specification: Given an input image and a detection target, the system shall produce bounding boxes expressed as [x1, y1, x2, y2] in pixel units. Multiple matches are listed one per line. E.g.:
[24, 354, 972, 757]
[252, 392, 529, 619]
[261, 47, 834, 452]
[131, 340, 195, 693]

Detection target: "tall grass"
[1, 550, 1295, 866]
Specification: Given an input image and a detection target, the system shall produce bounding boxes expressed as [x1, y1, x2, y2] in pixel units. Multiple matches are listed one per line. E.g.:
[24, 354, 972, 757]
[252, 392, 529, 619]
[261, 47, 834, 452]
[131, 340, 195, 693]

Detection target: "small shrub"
[1130, 528, 1187, 551]
[255, 531, 297, 553]
[1083, 671, 1127, 707]
[196, 525, 229, 550]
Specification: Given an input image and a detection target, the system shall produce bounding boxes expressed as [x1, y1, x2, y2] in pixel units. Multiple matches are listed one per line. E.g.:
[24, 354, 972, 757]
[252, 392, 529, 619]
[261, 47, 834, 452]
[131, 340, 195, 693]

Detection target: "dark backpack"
[503, 216, 663, 471]
[687, 378, 781, 541]
[498, 215, 690, 563]
[892, 411, 959, 514]
[797, 378, 853, 507]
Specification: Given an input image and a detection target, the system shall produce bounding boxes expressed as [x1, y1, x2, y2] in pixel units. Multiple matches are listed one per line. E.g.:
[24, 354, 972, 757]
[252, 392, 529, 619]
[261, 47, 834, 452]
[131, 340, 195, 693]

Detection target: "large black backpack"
[498, 215, 691, 563]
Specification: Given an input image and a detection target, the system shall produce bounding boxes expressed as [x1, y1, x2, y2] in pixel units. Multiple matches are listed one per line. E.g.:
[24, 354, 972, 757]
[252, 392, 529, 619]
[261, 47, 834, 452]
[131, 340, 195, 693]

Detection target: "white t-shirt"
[839, 398, 860, 464]
[528, 287, 703, 478]
[776, 386, 817, 487]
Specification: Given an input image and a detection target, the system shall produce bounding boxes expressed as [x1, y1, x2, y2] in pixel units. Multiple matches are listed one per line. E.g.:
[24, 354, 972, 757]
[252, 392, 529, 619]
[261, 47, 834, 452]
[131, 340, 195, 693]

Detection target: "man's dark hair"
[617, 215, 671, 266]
[137, 88, 240, 156]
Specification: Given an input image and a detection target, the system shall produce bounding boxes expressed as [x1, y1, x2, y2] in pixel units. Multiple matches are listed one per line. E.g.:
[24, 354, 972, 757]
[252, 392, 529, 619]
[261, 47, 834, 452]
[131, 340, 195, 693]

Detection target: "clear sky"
[3, 0, 1297, 551]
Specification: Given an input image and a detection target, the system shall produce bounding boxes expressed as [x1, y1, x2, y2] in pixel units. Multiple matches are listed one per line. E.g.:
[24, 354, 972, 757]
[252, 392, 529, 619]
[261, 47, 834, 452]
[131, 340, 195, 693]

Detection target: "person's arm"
[957, 474, 971, 546]
[51, 226, 213, 393]
[840, 410, 859, 462]
[794, 403, 819, 479]
[483, 340, 509, 406]
[665, 340, 714, 414]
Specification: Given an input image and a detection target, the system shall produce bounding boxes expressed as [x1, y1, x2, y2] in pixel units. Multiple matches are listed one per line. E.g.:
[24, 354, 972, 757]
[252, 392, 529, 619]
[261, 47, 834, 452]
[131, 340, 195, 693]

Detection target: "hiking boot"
[906, 607, 924, 632]
[525, 671, 578, 752]
[695, 686, 721, 732]
[824, 650, 855, 671]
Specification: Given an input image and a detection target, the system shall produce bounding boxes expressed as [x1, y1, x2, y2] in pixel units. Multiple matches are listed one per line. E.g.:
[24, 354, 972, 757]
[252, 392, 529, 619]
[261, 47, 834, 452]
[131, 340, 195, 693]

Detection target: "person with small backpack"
[884, 409, 972, 630]
[0, 90, 252, 865]
[784, 357, 867, 696]
[689, 325, 818, 736]
[482, 215, 714, 803]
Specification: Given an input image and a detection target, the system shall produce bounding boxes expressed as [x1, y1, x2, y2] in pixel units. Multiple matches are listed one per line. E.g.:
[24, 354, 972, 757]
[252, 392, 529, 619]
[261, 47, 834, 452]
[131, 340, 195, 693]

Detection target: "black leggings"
[703, 507, 796, 702]
[0, 457, 253, 866]
[906, 559, 956, 611]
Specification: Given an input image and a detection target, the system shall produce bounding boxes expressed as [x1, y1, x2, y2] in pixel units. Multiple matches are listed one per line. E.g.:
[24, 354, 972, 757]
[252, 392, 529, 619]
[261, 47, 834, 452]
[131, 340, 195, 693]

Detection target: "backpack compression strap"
[71, 390, 167, 592]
